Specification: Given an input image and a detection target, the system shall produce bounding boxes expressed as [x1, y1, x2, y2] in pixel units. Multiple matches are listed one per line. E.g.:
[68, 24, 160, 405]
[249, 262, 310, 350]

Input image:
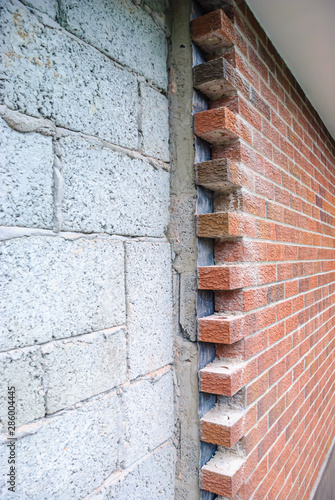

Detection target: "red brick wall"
[192, 3, 335, 499]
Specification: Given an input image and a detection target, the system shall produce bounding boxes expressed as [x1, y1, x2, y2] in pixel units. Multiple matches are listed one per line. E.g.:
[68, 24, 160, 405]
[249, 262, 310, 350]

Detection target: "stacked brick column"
[192, 5, 335, 499]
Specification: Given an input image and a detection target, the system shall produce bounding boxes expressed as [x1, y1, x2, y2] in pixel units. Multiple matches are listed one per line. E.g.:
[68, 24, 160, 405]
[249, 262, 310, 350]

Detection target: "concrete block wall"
[0, 0, 175, 498]
[192, 2, 335, 499]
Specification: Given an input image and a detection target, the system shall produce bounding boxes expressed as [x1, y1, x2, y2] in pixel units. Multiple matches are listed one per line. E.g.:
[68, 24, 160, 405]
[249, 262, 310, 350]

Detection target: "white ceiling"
[246, 0, 335, 140]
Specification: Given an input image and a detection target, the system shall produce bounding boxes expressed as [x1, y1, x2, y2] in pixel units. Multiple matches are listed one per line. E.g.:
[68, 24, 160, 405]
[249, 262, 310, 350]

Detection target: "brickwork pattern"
[192, 3, 335, 499]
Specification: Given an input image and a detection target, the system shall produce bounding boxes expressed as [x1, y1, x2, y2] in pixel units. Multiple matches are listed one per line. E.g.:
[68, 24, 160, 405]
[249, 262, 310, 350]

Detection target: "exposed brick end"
[195, 107, 252, 145]
[198, 313, 250, 344]
[200, 448, 257, 497]
[199, 358, 256, 396]
[201, 404, 257, 447]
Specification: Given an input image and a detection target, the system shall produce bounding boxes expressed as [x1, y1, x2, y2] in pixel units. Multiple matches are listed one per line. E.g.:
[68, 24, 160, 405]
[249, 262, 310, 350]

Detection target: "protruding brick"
[195, 107, 252, 145]
[199, 358, 256, 396]
[195, 158, 254, 191]
[200, 450, 246, 497]
[198, 313, 255, 344]
[201, 404, 257, 447]
[199, 264, 257, 290]
[193, 58, 239, 99]
[197, 212, 256, 239]
[192, 9, 246, 57]
[192, 9, 234, 50]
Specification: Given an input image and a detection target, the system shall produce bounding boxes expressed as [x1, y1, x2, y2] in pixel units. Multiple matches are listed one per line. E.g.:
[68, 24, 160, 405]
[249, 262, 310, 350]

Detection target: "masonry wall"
[192, 1, 335, 499]
[0, 0, 175, 498]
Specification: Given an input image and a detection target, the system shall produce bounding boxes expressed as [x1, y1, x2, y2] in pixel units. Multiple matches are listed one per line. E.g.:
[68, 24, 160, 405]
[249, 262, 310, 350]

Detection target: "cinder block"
[21, 0, 58, 19]
[1, 0, 138, 149]
[122, 370, 174, 466]
[43, 328, 127, 414]
[58, 0, 168, 89]
[0, 392, 120, 498]
[0, 347, 44, 432]
[87, 444, 175, 499]
[126, 241, 173, 378]
[60, 135, 169, 237]
[0, 237, 125, 351]
[0, 118, 54, 229]
[140, 84, 170, 162]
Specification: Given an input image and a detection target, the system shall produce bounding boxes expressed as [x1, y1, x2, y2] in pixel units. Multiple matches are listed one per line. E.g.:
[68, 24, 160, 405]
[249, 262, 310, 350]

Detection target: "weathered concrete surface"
[168, 0, 201, 498]
[140, 83, 170, 162]
[0, 347, 45, 432]
[0, 118, 54, 229]
[87, 444, 175, 500]
[0, 0, 175, 497]
[122, 369, 174, 467]
[0, 392, 120, 499]
[42, 328, 127, 414]
[169, 195, 197, 273]
[21, 0, 58, 19]
[58, 0, 168, 89]
[1, 0, 138, 148]
[60, 134, 169, 237]
[126, 241, 173, 379]
[0, 236, 125, 350]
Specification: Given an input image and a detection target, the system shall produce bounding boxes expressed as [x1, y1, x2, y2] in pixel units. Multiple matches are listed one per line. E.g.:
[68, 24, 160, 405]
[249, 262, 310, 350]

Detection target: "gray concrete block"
[58, 0, 168, 90]
[0, 118, 54, 229]
[21, 0, 58, 19]
[0, 392, 120, 498]
[43, 328, 127, 414]
[1, 0, 138, 149]
[88, 444, 175, 500]
[60, 135, 169, 237]
[122, 370, 174, 467]
[0, 236, 125, 351]
[0, 347, 45, 432]
[140, 84, 170, 162]
[126, 241, 173, 379]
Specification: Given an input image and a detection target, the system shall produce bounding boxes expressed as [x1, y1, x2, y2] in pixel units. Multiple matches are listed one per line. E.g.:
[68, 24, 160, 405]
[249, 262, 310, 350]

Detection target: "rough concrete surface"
[0, 236, 125, 350]
[126, 241, 173, 379]
[87, 444, 175, 500]
[21, 0, 58, 19]
[0, 347, 45, 432]
[0, 0, 176, 497]
[60, 134, 169, 237]
[168, 1, 201, 498]
[122, 370, 174, 467]
[58, 0, 168, 89]
[140, 83, 170, 162]
[42, 328, 127, 414]
[0, 392, 120, 499]
[1, 0, 139, 148]
[0, 118, 54, 229]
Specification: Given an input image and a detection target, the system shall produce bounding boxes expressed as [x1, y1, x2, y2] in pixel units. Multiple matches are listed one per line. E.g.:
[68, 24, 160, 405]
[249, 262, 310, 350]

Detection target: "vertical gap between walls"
[191, 2, 216, 499]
